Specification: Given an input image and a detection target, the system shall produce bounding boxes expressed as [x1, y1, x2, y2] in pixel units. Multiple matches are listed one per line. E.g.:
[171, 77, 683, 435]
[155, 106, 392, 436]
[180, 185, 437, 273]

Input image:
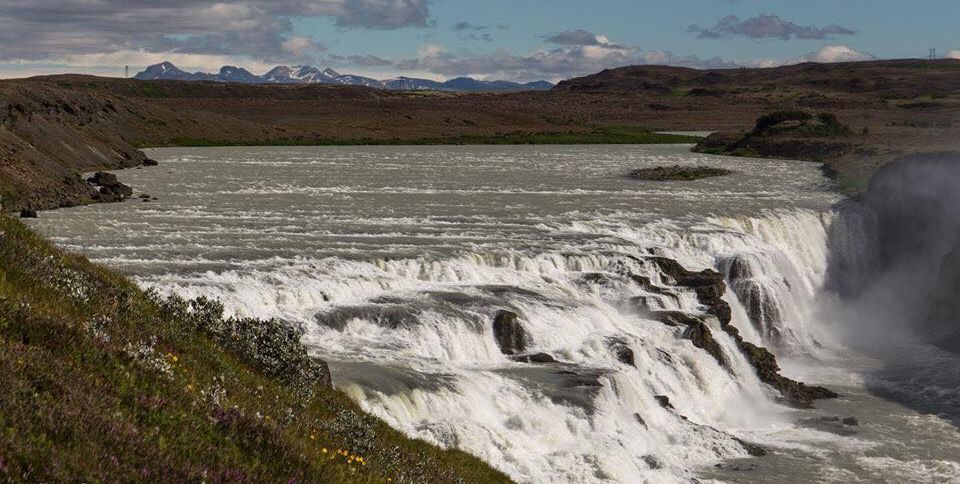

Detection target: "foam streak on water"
[27, 145, 959, 483]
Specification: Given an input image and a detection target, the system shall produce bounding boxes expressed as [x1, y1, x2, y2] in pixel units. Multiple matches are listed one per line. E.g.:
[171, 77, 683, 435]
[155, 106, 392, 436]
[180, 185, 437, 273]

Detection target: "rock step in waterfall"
[487, 254, 837, 407]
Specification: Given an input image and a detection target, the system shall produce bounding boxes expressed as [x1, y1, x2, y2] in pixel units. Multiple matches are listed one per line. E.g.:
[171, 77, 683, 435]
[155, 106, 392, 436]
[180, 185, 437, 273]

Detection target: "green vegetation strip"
[149, 127, 702, 148]
[0, 215, 511, 483]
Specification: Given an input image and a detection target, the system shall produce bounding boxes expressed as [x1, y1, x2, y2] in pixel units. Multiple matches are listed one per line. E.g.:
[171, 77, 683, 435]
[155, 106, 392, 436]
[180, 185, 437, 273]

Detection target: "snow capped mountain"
[134, 62, 214, 81]
[217, 66, 260, 84]
[134, 62, 553, 92]
[331, 74, 385, 89]
[383, 77, 446, 91]
[261, 65, 295, 83]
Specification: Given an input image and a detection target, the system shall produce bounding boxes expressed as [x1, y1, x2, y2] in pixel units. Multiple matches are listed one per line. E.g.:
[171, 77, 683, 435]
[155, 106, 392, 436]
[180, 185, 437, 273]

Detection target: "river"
[28, 144, 960, 483]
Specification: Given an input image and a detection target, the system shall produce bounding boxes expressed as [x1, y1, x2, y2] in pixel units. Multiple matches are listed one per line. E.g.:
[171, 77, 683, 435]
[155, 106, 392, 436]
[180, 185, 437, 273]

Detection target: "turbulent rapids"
[30, 145, 960, 483]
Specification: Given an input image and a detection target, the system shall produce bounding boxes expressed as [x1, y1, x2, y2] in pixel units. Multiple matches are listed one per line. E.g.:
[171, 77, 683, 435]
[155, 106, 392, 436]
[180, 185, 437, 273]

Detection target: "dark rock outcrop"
[493, 310, 527, 355]
[607, 338, 636, 367]
[642, 455, 662, 469]
[142, 158, 159, 166]
[654, 395, 674, 410]
[692, 111, 855, 163]
[647, 256, 836, 406]
[721, 255, 787, 344]
[88, 171, 133, 202]
[842, 417, 859, 426]
[633, 413, 647, 428]
[513, 353, 557, 364]
[19, 209, 37, 218]
[734, 438, 768, 457]
[645, 310, 730, 370]
[629, 165, 731, 181]
[724, 324, 838, 406]
[648, 257, 732, 325]
[682, 320, 730, 370]
[645, 310, 701, 327]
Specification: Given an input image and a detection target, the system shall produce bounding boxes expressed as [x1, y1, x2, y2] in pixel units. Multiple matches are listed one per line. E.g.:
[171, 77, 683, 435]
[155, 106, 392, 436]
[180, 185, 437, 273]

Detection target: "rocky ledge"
[692, 110, 858, 163]
[649, 256, 837, 406]
[488, 255, 836, 407]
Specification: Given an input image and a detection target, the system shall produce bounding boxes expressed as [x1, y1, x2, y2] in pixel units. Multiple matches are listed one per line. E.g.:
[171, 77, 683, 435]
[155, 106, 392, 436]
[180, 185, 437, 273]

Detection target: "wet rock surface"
[643, 256, 836, 406]
[493, 310, 527, 356]
[654, 395, 674, 410]
[726, 326, 838, 406]
[648, 256, 732, 324]
[629, 165, 732, 181]
[607, 338, 637, 367]
[513, 353, 558, 364]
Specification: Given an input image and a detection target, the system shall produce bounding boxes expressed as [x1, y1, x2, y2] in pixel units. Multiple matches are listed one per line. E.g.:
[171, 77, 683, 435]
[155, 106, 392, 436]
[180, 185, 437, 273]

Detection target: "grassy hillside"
[0, 214, 511, 483]
[151, 127, 700, 147]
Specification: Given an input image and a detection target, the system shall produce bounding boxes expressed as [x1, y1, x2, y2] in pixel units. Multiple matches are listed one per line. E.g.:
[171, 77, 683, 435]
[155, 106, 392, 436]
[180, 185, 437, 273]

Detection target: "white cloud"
[395, 32, 737, 81]
[0, 0, 429, 64]
[803, 45, 874, 63]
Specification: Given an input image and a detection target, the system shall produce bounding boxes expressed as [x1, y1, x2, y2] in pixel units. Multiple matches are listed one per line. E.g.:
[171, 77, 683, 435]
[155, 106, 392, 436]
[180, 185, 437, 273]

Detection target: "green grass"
[0, 215, 512, 483]
[148, 127, 702, 148]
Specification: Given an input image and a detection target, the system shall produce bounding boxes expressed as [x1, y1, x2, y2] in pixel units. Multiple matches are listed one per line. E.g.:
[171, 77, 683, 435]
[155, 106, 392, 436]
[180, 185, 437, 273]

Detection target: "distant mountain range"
[134, 62, 553, 92]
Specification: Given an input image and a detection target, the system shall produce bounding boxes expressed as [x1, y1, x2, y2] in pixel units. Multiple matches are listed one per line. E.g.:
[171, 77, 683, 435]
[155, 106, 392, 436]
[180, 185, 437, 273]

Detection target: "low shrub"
[158, 295, 331, 395]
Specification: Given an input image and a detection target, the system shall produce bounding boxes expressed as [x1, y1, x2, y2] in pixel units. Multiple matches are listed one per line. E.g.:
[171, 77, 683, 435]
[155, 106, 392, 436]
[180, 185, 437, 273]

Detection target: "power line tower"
[125, 65, 129, 78]
[930, 48, 937, 60]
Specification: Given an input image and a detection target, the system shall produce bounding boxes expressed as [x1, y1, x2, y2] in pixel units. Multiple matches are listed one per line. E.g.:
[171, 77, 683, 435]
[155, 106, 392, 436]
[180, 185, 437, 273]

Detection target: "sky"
[0, 0, 958, 81]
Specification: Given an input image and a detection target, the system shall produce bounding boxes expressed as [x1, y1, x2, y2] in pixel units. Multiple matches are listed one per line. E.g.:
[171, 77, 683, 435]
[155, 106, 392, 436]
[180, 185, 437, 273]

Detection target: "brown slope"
[0, 79, 291, 211]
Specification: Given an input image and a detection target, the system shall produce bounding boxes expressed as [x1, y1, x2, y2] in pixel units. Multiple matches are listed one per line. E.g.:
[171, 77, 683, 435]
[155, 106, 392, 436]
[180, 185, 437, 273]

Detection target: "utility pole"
[124, 65, 129, 78]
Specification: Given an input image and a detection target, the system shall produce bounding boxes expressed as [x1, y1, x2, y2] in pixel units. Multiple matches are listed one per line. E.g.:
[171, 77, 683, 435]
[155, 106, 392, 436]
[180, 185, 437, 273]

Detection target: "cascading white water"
[28, 145, 860, 483]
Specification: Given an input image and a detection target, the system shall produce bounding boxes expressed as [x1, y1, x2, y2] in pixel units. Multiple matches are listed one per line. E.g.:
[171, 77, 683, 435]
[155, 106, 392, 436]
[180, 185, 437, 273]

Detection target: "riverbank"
[0, 214, 511, 482]
[0, 75, 699, 212]
[149, 128, 700, 148]
[7, 60, 960, 210]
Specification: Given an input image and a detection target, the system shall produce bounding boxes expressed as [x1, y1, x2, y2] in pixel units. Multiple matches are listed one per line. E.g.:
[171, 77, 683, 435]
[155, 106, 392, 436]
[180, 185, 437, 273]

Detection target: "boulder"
[87, 171, 133, 202]
[842, 417, 859, 426]
[142, 158, 159, 166]
[633, 413, 647, 428]
[513, 353, 557, 364]
[642, 455, 662, 469]
[493, 310, 527, 355]
[19, 209, 37, 218]
[607, 338, 636, 367]
[654, 395, 674, 410]
[87, 171, 118, 186]
[734, 438, 768, 457]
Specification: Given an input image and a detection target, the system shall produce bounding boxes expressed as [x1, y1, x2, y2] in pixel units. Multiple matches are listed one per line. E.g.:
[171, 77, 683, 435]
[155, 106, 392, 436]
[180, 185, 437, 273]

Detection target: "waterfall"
[29, 144, 856, 483]
[140, 208, 838, 483]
